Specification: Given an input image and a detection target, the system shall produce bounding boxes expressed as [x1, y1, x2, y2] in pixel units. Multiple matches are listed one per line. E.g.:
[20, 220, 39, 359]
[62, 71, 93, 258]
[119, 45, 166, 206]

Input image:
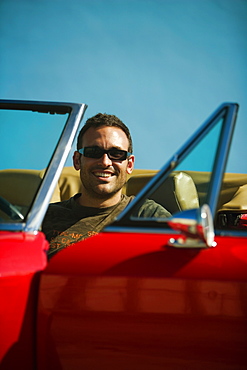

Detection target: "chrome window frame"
[107, 103, 239, 232]
[0, 100, 87, 232]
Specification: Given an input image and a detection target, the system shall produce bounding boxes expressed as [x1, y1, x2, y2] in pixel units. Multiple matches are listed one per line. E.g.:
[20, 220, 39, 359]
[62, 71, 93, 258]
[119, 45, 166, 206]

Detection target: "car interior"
[0, 167, 246, 229]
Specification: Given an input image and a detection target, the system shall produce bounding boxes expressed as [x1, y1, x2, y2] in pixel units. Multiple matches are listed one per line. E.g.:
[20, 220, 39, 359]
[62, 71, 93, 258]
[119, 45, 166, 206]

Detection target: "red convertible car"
[0, 100, 246, 369]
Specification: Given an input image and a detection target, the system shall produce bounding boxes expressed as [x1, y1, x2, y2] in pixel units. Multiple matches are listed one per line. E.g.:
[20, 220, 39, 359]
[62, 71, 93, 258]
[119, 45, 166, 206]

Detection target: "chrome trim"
[105, 225, 247, 238]
[0, 223, 25, 232]
[168, 238, 214, 248]
[0, 100, 87, 232]
[25, 103, 87, 232]
[114, 103, 239, 224]
[206, 104, 238, 216]
[167, 205, 216, 248]
[104, 225, 177, 235]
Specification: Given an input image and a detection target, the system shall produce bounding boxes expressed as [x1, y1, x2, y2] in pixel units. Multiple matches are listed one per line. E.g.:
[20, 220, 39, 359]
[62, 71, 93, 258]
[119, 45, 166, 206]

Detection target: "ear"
[126, 155, 135, 174]
[73, 151, 81, 171]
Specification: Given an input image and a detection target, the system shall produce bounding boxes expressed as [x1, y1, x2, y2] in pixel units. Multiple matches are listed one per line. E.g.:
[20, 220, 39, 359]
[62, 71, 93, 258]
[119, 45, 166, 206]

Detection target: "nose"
[99, 153, 112, 166]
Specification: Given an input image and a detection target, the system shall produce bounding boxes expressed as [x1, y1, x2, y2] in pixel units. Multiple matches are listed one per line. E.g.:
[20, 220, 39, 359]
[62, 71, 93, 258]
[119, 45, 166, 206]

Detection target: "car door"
[38, 103, 247, 370]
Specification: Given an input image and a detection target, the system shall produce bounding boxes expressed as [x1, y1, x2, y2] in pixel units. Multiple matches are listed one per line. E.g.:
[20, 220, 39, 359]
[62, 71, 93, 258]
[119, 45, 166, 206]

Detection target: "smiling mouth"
[93, 172, 113, 178]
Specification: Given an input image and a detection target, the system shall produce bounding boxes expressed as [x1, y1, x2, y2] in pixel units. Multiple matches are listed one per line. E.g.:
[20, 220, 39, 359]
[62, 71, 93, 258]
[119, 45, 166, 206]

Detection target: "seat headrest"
[126, 171, 199, 214]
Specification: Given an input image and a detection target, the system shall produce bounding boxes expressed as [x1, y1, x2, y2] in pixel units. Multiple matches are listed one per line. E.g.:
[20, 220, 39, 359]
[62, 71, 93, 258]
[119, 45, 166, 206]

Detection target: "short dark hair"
[77, 113, 133, 153]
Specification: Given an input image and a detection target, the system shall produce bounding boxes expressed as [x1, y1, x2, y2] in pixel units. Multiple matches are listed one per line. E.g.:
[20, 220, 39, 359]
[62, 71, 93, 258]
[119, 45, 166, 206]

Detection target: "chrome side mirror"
[167, 204, 216, 248]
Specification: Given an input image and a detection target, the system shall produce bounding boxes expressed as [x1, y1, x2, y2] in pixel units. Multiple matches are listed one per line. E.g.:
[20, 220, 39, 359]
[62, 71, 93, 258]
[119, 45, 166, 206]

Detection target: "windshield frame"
[0, 100, 87, 232]
[107, 103, 239, 231]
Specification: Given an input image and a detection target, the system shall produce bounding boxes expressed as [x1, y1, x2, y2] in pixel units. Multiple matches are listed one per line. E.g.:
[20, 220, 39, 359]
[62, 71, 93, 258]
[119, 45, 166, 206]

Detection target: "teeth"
[94, 172, 111, 178]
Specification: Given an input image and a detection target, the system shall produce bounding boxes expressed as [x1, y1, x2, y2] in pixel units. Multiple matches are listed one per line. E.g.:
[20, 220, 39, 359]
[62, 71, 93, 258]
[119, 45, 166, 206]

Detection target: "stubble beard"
[80, 168, 127, 201]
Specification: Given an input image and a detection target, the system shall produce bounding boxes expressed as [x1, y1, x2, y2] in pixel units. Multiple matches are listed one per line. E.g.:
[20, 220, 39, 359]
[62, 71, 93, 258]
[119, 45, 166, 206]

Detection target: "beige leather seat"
[1, 166, 245, 222]
[0, 169, 43, 216]
[125, 171, 199, 214]
[0, 169, 61, 216]
[0, 168, 199, 217]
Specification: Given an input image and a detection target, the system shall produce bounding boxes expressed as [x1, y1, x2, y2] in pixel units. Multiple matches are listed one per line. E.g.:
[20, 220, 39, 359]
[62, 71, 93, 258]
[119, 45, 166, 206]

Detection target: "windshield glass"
[128, 115, 224, 221]
[0, 108, 69, 222]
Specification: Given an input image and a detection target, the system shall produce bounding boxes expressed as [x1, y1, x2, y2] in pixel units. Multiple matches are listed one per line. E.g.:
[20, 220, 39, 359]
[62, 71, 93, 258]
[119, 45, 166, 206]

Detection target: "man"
[42, 113, 170, 257]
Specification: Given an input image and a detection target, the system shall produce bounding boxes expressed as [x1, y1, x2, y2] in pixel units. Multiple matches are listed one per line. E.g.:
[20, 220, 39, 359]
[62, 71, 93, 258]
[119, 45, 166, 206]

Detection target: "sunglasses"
[78, 146, 132, 161]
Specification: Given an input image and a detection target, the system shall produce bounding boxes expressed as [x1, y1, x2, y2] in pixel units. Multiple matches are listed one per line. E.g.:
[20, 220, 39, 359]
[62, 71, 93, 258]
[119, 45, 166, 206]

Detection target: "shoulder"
[138, 199, 171, 218]
[42, 195, 79, 227]
[46, 194, 79, 213]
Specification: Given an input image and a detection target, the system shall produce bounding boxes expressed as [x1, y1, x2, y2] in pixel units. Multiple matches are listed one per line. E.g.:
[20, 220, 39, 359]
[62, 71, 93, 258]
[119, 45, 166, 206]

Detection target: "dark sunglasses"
[78, 146, 132, 161]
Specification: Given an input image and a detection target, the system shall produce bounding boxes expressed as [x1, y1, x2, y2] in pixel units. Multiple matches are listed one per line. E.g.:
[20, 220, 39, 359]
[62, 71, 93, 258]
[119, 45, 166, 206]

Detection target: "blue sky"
[0, 0, 246, 172]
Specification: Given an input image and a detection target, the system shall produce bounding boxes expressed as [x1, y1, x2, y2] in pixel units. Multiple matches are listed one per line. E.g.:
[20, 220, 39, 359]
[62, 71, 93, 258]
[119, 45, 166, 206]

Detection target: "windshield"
[0, 101, 87, 231]
[0, 108, 68, 222]
[129, 115, 223, 219]
[0, 109, 68, 171]
[112, 103, 242, 233]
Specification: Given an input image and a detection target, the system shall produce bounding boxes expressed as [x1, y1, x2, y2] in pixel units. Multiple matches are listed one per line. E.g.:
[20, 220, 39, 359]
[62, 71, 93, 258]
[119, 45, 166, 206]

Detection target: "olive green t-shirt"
[42, 193, 171, 257]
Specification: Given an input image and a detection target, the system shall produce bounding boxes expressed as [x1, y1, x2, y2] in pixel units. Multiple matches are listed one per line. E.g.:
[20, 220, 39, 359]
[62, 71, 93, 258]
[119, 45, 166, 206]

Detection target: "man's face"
[73, 126, 134, 203]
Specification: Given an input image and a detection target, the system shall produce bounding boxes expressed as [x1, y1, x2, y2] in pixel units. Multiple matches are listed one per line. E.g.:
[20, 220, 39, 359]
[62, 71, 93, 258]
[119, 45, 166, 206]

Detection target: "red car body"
[0, 101, 246, 369]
